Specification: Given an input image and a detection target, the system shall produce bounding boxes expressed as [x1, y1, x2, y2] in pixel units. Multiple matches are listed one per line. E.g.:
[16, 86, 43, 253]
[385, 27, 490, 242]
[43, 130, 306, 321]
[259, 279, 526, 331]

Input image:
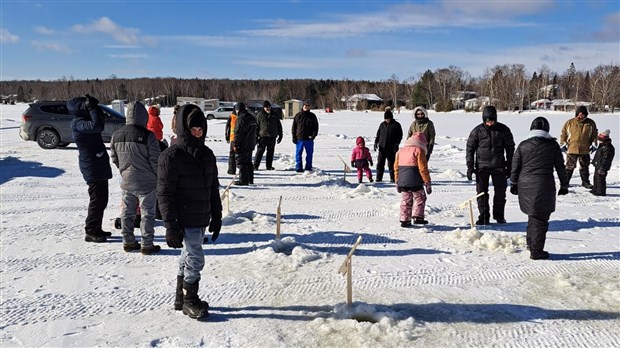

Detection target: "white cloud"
[164, 35, 249, 48]
[73, 17, 140, 44]
[1, 28, 19, 43]
[108, 53, 148, 59]
[31, 41, 72, 54]
[590, 12, 620, 42]
[34, 26, 55, 35]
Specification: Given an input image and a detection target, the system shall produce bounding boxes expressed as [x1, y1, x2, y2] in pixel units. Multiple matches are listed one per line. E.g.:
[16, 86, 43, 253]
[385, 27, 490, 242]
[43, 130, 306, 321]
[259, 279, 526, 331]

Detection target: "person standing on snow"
[232, 102, 258, 185]
[590, 129, 615, 196]
[407, 106, 436, 161]
[373, 107, 403, 182]
[292, 101, 319, 172]
[225, 109, 238, 175]
[351, 136, 374, 184]
[559, 105, 598, 189]
[67, 94, 112, 243]
[466, 105, 515, 225]
[510, 117, 569, 260]
[254, 100, 283, 170]
[157, 104, 222, 320]
[395, 132, 432, 227]
[146, 105, 168, 152]
[110, 101, 161, 255]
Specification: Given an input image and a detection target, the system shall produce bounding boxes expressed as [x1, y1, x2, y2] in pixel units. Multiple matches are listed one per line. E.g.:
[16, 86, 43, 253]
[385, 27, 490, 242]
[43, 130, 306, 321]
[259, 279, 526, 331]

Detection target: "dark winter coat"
[255, 109, 283, 139]
[68, 97, 112, 184]
[292, 110, 319, 142]
[233, 110, 258, 152]
[466, 122, 515, 173]
[510, 134, 568, 216]
[110, 102, 161, 193]
[592, 140, 614, 172]
[157, 104, 222, 228]
[374, 120, 403, 153]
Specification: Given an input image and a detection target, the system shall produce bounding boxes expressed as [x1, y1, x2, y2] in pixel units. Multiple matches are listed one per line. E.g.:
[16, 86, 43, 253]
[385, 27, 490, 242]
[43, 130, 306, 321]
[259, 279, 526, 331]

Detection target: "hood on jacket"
[148, 105, 160, 117]
[356, 136, 365, 147]
[412, 106, 428, 120]
[126, 101, 148, 127]
[175, 104, 207, 145]
[404, 132, 428, 154]
[67, 97, 90, 118]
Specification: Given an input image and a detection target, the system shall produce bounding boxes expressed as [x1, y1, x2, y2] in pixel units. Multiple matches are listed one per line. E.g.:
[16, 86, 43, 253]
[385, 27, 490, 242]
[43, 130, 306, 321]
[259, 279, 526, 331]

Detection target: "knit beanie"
[598, 129, 610, 141]
[384, 109, 393, 119]
[575, 105, 588, 117]
[187, 108, 205, 129]
[530, 117, 550, 132]
[263, 100, 271, 108]
[482, 106, 497, 122]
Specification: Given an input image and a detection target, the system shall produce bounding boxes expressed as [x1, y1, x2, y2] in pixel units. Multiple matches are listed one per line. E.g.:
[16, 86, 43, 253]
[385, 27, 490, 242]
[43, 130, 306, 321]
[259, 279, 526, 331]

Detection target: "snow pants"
[178, 227, 206, 284]
[121, 189, 156, 247]
[376, 149, 396, 182]
[236, 150, 254, 184]
[400, 189, 427, 222]
[592, 171, 607, 195]
[565, 154, 591, 186]
[527, 212, 551, 253]
[357, 166, 372, 182]
[254, 137, 277, 169]
[85, 180, 109, 233]
[475, 168, 507, 221]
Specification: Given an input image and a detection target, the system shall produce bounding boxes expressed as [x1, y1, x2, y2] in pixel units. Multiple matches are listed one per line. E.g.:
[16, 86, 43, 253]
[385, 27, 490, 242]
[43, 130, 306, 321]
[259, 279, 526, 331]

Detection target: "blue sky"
[1, 0, 618, 81]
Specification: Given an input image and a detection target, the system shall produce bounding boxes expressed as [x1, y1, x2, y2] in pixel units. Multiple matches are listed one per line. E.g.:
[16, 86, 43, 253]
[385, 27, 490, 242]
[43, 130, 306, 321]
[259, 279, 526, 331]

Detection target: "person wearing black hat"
[510, 117, 569, 259]
[373, 107, 403, 182]
[559, 105, 598, 189]
[157, 104, 222, 319]
[232, 102, 258, 185]
[466, 105, 515, 225]
[292, 101, 319, 172]
[254, 100, 283, 170]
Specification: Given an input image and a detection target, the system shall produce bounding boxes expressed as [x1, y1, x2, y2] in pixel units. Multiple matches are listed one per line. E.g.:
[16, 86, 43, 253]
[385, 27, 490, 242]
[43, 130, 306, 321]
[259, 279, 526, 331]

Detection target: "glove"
[277, 135, 282, 144]
[560, 144, 567, 153]
[510, 184, 518, 195]
[589, 145, 597, 154]
[208, 216, 222, 242]
[558, 187, 569, 195]
[85, 94, 99, 110]
[369, 160, 373, 167]
[292, 138, 297, 144]
[373, 144, 378, 151]
[425, 182, 432, 194]
[351, 161, 355, 168]
[598, 169, 607, 176]
[165, 221, 184, 248]
[466, 168, 474, 181]
[396, 185, 402, 193]
[505, 168, 511, 179]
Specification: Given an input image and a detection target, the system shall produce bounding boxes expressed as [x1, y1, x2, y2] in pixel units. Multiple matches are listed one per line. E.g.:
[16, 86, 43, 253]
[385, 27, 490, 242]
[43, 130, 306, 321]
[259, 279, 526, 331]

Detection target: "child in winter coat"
[395, 132, 432, 227]
[591, 129, 615, 196]
[147, 105, 168, 152]
[351, 136, 374, 183]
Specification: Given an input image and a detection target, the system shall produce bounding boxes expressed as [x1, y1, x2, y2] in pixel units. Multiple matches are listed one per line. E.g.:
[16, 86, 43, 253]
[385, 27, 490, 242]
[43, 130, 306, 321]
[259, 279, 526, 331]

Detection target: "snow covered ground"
[1, 104, 619, 347]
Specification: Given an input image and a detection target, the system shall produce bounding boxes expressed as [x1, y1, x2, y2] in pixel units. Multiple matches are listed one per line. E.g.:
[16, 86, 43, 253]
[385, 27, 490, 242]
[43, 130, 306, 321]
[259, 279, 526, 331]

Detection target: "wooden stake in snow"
[337, 155, 353, 183]
[457, 192, 486, 229]
[220, 174, 238, 212]
[338, 235, 363, 305]
[276, 196, 283, 241]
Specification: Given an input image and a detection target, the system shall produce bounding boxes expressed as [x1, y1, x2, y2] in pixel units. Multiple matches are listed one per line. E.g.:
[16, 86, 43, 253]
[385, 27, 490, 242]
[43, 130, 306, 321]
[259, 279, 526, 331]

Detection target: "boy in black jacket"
[591, 129, 615, 196]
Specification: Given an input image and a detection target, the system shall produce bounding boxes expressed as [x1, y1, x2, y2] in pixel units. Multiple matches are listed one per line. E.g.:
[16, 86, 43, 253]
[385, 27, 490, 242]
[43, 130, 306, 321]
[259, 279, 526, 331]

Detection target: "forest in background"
[2, 62, 619, 112]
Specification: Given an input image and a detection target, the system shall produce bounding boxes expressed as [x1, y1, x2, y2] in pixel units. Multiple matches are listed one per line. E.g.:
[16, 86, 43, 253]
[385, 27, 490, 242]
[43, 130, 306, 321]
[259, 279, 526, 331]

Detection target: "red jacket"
[147, 106, 164, 141]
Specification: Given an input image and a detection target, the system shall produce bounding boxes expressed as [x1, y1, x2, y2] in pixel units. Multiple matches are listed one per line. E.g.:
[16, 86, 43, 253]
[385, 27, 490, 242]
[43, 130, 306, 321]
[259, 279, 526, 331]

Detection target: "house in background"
[464, 96, 497, 111]
[341, 94, 383, 110]
[283, 99, 303, 119]
[451, 91, 478, 109]
[531, 98, 552, 110]
[176, 97, 219, 111]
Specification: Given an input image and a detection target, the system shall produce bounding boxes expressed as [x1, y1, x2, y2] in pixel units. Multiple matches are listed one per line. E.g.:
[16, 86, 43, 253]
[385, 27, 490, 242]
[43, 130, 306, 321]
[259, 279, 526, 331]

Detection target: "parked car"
[205, 106, 234, 120]
[20, 101, 126, 149]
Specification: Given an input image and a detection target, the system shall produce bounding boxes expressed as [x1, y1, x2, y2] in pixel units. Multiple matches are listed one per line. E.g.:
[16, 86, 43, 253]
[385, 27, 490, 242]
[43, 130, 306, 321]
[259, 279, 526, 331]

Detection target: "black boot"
[174, 275, 184, 310]
[565, 169, 574, 186]
[182, 280, 209, 319]
[85, 228, 107, 243]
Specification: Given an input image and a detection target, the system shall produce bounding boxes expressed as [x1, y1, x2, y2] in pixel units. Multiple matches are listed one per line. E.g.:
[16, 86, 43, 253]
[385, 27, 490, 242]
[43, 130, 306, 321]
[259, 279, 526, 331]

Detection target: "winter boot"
[123, 241, 141, 252]
[182, 280, 209, 319]
[85, 228, 107, 243]
[530, 250, 549, 260]
[400, 220, 412, 228]
[565, 169, 574, 186]
[413, 218, 428, 225]
[175, 276, 209, 311]
[376, 169, 384, 182]
[141, 245, 161, 255]
[475, 216, 490, 226]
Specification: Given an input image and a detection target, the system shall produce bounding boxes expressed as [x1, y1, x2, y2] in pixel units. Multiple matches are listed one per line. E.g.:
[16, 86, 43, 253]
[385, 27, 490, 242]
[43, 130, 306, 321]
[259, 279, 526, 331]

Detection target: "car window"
[40, 104, 69, 114]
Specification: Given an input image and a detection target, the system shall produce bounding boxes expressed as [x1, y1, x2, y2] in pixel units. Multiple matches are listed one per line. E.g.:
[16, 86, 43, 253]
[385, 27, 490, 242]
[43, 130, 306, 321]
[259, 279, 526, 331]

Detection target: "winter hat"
[530, 117, 550, 132]
[598, 129, 610, 141]
[303, 101, 310, 106]
[356, 136, 365, 146]
[575, 105, 588, 117]
[263, 100, 271, 108]
[234, 102, 246, 113]
[482, 106, 497, 122]
[187, 108, 205, 129]
[405, 132, 428, 154]
[384, 108, 394, 119]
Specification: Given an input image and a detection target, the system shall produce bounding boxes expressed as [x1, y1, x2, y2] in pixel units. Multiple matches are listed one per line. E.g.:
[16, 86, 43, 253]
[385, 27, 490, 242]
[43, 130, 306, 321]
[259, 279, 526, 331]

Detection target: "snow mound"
[342, 184, 383, 198]
[223, 210, 271, 226]
[254, 237, 323, 268]
[434, 168, 465, 180]
[446, 228, 526, 253]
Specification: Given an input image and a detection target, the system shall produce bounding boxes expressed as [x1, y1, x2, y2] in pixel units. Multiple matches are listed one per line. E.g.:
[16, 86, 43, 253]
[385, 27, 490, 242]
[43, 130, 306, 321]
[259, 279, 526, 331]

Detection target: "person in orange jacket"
[147, 105, 167, 151]
[225, 110, 238, 175]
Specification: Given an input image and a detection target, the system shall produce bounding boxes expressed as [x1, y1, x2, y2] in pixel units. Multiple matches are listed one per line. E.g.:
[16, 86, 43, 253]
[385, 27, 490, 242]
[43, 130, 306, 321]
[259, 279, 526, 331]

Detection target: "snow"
[1, 104, 619, 347]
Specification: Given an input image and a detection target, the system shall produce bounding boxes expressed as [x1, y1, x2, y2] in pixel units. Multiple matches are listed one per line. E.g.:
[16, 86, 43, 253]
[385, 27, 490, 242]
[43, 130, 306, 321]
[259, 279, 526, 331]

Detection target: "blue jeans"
[121, 189, 156, 247]
[178, 227, 205, 284]
[295, 140, 314, 171]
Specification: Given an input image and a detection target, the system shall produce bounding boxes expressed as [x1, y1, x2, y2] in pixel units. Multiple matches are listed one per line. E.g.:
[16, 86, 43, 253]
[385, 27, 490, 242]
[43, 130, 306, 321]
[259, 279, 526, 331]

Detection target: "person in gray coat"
[110, 101, 161, 254]
[510, 117, 569, 260]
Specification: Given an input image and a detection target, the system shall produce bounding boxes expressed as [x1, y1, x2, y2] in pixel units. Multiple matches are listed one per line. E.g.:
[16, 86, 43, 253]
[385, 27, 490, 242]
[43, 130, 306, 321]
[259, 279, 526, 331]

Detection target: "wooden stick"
[337, 155, 352, 183]
[276, 196, 282, 241]
[220, 173, 238, 201]
[346, 259, 353, 305]
[338, 235, 363, 275]
[456, 192, 485, 229]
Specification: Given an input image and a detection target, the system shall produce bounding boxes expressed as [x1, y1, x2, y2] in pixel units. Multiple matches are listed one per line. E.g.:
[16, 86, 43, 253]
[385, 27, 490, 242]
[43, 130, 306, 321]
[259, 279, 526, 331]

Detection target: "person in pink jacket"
[395, 132, 432, 227]
[351, 136, 374, 183]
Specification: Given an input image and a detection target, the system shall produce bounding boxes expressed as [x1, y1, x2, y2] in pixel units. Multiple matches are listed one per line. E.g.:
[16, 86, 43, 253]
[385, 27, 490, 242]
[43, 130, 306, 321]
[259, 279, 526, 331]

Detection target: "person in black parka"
[232, 102, 258, 185]
[254, 100, 283, 170]
[157, 104, 222, 319]
[68, 95, 113, 243]
[510, 117, 569, 260]
[466, 106, 515, 225]
[590, 129, 615, 196]
[373, 107, 403, 182]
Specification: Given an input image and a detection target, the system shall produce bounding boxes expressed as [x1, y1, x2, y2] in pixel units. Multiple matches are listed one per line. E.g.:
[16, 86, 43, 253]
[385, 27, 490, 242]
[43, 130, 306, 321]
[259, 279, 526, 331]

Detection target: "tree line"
[2, 62, 619, 112]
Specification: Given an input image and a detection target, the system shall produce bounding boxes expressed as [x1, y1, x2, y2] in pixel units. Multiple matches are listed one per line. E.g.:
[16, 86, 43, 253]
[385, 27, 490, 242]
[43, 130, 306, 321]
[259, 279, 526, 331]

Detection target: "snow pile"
[342, 183, 384, 198]
[446, 228, 526, 253]
[434, 168, 465, 180]
[254, 236, 323, 268]
[553, 271, 620, 311]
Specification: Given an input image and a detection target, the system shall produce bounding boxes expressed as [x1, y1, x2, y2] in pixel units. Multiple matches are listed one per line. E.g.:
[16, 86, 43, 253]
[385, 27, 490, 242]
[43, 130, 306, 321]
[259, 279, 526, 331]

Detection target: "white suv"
[205, 107, 234, 120]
